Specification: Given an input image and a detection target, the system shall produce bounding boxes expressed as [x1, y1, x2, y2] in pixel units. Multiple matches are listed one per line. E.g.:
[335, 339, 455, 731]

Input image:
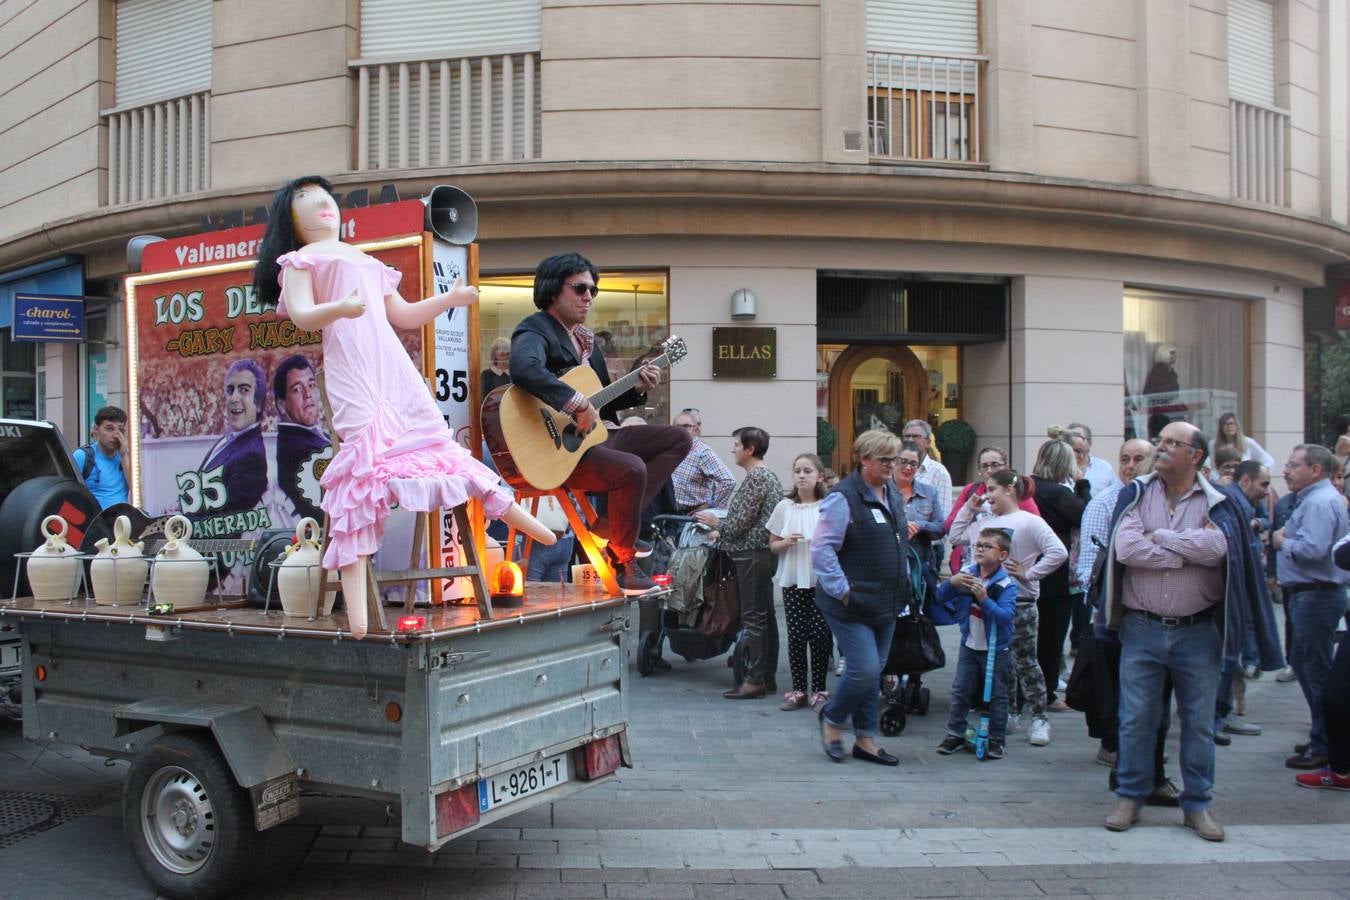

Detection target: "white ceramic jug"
[277, 518, 329, 617]
[150, 515, 209, 607]
[27, 515, 81, 601]
[90, 515, 148, 606]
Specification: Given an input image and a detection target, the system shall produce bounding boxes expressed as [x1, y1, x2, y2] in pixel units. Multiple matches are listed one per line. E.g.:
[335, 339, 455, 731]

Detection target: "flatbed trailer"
[1, 584, 642, 898]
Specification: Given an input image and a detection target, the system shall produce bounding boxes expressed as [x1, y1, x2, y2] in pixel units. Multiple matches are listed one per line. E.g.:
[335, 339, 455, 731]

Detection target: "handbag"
[884, 611, 946, 675]
[696, 548, 740, 637]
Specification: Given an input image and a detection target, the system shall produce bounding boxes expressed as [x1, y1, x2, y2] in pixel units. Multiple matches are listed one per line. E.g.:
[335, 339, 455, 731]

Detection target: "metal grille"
[0, 789, 119, 850]
[817, 273, 1006, 343]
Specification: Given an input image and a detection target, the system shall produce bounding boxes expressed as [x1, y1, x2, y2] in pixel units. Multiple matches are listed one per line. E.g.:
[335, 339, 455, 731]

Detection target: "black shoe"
[819, 710, 845, 763]
[1214, 731, 1232, 746]
[984, 740, 1005, 760]
[1295, 741, 1310, 754]
[614, 563, 658, 597]
[852, 745, 899, 766]
[633, 538, 654, 559]
[1286, 749, 1331, 770]
[937, 735, 965, 755]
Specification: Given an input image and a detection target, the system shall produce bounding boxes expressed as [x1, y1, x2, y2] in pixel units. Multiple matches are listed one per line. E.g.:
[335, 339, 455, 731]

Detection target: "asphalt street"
[1, 611, 1348, 899]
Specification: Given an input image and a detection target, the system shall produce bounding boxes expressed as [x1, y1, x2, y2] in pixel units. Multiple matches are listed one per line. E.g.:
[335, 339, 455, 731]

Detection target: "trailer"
[1, 585, 639, 898]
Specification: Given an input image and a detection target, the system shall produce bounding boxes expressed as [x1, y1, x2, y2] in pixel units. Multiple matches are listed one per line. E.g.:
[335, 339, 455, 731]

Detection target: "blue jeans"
[820, 612, 896, 739]
[1116, 610, 1221, 814]
[946, 642, 1011, 742]
[1287, 585, 1349, 756]
[518, 533, 575, 583]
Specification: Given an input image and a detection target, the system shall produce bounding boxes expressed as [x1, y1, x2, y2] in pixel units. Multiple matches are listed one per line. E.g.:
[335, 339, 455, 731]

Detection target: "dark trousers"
[732, 548, 778, 686]
[1037, 588, 1074, 704]
[783, 585, 832, 695]
[565, 424, 691, 563]
[1327, 631, 1350, 773]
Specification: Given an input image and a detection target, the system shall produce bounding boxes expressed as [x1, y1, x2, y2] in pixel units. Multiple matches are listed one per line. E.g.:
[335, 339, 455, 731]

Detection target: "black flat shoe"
[819, 709, 845, 763]
[852, 745, 899, 766]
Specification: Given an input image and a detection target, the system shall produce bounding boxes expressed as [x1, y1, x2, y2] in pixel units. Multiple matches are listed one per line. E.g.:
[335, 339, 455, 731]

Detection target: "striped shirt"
[1116, 477, 1226, 617]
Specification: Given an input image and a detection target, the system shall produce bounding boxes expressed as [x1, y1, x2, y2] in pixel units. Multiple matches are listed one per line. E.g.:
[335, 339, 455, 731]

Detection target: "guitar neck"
[589, 353, 672, 412]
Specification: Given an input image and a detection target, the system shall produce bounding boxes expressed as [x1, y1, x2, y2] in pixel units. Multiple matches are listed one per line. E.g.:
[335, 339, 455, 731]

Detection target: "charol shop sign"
[12, 292, 85, 342]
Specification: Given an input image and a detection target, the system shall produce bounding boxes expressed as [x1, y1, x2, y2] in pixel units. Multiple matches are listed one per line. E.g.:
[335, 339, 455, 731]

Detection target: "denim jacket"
[931, 563, 1018, 652]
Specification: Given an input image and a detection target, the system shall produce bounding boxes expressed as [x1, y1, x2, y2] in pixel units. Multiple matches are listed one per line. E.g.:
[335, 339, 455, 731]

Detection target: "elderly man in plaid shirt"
[670, 408, 736, 513]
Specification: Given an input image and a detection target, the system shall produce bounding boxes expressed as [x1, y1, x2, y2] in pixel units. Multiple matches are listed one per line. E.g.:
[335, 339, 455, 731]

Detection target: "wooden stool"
[506, 487, 620, 596]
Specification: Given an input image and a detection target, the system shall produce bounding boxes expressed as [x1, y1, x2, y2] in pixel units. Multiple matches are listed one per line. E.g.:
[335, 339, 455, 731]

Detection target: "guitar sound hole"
[560, 425, 586, 452]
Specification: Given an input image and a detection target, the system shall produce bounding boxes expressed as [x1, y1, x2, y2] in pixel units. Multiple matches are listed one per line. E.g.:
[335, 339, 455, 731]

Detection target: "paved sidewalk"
[2, 613, 1348, 898]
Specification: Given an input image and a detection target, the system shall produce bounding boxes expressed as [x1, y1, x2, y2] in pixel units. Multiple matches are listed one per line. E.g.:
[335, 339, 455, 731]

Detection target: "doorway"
[823, 344, 926, 471]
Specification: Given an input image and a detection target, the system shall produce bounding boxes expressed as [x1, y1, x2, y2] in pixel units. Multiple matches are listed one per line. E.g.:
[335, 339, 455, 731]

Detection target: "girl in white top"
[766, 453, 831, 712]
[1213, 412, 1275, 469]
[949, 468, 1067, 746]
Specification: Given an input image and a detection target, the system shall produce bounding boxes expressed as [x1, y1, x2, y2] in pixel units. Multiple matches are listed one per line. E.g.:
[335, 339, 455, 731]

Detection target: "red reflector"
[650, 574, 672, 587]
[397, 615, 425, 633]
[577, 735, 621, 781]
[435, 782, 480, 836]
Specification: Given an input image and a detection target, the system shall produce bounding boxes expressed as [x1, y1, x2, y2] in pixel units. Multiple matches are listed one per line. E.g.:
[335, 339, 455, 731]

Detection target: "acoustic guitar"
[481, 336, 688, 490]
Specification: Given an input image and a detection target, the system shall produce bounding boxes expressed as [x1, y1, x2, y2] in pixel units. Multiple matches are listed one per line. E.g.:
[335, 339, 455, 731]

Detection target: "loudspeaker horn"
[126, 235, 165, 273]
[422, 185, 478, 245]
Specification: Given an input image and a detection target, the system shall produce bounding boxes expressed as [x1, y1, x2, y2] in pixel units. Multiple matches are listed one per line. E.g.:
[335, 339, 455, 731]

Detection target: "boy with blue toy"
[933, 528, 1019, 759]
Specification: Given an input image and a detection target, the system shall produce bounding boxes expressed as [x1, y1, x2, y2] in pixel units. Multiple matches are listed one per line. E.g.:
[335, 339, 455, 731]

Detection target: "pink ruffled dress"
[277, 250, 513, 569]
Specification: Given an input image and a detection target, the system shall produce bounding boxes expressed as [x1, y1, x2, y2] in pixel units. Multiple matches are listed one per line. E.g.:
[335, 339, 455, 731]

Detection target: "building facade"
[2, 0, 1348, 484]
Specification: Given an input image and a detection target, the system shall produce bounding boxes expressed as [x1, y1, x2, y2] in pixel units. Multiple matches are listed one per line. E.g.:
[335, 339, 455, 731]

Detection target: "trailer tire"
[123, 731, 262, 900]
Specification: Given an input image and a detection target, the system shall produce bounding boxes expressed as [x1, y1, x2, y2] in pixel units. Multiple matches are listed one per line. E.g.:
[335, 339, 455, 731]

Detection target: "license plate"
[478, 753, 568, 813]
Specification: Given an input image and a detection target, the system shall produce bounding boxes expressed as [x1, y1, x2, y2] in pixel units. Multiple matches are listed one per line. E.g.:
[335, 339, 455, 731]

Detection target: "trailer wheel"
[123, 732, 262, 900]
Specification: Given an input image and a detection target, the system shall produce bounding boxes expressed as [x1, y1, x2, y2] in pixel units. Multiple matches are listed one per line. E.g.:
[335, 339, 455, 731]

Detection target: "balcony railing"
[866, 51, 985, 164]
[352, 51, 541, 170]
[1230, 99, 1288, 206]
[103, 91, 210, 205]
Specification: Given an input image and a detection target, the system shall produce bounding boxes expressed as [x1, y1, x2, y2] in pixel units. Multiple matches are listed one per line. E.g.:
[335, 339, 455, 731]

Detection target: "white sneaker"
[1029, 717, 1051, 746]
[835, 656, 846, 676]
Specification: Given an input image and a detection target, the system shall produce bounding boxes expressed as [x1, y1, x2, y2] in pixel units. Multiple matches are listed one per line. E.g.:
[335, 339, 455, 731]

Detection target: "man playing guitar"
[509, 252, 692, 595]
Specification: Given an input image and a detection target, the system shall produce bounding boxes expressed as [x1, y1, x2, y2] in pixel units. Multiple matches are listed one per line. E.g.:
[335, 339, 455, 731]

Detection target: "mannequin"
[254, 176, 554, 638]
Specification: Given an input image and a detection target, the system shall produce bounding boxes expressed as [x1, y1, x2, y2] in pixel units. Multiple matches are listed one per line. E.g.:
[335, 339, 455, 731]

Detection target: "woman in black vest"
[810, 429, 911, 765]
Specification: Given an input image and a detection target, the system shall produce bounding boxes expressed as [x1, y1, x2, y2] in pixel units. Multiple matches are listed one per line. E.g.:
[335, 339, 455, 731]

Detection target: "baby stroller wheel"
[637, 631, 659, 677]
[917, 686, 931, 715]
[879, 704, 907, 737]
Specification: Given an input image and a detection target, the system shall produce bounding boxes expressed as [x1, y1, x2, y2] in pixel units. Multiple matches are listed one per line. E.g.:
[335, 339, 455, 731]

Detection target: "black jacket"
[508, 311, 646, 423]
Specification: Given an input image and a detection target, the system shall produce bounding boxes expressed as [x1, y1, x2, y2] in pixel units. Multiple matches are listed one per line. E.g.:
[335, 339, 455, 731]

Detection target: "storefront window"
[0, 327, 38, 419]
[1123, 289, 1247, 442]
[477, 271, 671, 423]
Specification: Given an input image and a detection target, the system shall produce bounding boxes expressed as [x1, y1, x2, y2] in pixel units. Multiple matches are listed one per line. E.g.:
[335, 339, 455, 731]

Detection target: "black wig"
[253, 175, 335, 308]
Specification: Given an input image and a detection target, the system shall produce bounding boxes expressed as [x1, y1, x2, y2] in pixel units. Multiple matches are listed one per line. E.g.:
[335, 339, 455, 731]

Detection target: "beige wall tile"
[211, 77, 352, 141]
[212, 27, 351, 95]
[0, 83, 100, 172]
[209, 127, 352, 190]
[0, 127, 99, 206]
[541, 58, 820, 111]
[1188, 51, 1229, 105]
[215, 0, 355, 48]
[1187, 3, 1227, 60]
[1033, 78, 1137, 136]
[668, 266, 817, 325]
[1033, 0, 1135, 37]
[1030, 26, 1136, 87]
[1187, 146, 1231, 195]
[1188, 99, 1231, 152]
[543, 2, 820, 60]
[0, 0, 95, 94]
[1, 170, 100, 237]
[1032, 127, 1139, 182]
[541, 108, 819, 161]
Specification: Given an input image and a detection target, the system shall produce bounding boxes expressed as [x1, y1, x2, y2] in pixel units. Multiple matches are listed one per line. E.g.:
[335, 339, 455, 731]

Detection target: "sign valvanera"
[13, 293, 85, 343]
[712, 326, 776, 378]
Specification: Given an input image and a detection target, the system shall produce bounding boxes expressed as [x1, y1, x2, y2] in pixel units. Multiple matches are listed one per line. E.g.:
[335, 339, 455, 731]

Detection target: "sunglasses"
[566, 282, 599, 297]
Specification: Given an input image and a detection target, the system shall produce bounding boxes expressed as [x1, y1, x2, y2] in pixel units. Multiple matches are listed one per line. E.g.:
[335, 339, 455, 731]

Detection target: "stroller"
[635, 515, 739, 676]
[879, 544, 944, 736]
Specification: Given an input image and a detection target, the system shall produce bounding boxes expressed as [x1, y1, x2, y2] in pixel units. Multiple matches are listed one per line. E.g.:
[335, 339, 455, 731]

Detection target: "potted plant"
[816, 417, 837, 467]
[935, 419, 976, 486]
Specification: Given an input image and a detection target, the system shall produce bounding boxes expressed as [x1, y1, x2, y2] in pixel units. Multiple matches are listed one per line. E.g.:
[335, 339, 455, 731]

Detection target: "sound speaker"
[422, 185, 478, 245]
[126, 235, 165, 273]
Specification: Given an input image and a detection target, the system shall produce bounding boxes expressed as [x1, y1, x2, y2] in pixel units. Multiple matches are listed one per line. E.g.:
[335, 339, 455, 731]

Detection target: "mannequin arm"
[385, 277, 478, 330]
[281, 266, 364, 330]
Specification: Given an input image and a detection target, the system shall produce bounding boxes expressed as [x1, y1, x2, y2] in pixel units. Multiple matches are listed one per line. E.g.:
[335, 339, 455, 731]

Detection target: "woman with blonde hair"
[1213, 412, 1274, 469]
[811, 429, 910, 764]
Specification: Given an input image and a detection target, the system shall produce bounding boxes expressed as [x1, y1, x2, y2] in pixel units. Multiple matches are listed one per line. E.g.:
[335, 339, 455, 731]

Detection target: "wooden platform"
[0, 581, 656, 642]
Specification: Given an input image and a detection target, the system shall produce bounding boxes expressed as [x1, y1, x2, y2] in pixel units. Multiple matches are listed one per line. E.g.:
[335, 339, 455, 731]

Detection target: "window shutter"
[866, 0, 980, 55]
[1227, 0, 1276, 107]
[360, 0, 541, 58]
[115, 0, 212, 107]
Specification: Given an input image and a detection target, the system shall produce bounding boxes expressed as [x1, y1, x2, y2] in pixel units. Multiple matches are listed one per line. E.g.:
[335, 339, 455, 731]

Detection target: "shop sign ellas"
[712, 327, 776, 378]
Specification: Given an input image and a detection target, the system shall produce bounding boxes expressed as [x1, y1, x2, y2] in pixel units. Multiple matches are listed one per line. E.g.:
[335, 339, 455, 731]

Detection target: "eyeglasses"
[902, 433, 926, 441]
[1158, 437, 1200, 451]
[676, 423, 696, 430]
[897, 459, 920, 469]
[978, 460, 1004, 470]
[566, 282, 599, 297]
[972, 542, 998, 552]
[872, 456, 898, 466]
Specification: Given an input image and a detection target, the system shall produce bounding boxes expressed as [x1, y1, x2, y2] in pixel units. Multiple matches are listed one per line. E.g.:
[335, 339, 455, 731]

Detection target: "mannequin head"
[253, 175, 336, 307]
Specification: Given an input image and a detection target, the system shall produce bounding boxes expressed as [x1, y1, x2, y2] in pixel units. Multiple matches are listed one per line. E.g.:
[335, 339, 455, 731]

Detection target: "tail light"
[435, 782, 480, 836]
[574, 735, 621, 781]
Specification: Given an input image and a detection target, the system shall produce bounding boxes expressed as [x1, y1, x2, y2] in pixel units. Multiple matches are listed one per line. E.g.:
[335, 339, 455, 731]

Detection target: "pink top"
[277, 250, 511, 568]
[1115, 478, 1226, 617]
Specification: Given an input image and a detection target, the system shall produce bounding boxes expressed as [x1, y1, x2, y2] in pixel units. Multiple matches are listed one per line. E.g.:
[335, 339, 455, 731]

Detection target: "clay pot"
[277, 518, 330, 617]
[90, 515, 148, 606]
[150, 515, 209, 607]
[27, 515, 81, 601]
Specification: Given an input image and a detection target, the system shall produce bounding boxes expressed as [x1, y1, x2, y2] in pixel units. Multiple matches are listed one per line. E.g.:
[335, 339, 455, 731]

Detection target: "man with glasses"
[1097, 422, 1281, 842]
[1273, 443, 1350, 770]
[509, 252, 692, 595]
[669, 408, 736, 514]
[902, 420, 952, 520]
